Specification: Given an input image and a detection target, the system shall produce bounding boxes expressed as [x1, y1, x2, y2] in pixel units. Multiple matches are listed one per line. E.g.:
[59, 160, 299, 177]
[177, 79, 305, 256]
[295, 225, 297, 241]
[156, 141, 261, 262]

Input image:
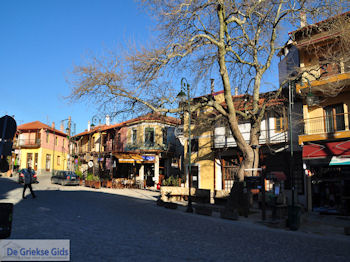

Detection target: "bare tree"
[69, 0, 349, 183]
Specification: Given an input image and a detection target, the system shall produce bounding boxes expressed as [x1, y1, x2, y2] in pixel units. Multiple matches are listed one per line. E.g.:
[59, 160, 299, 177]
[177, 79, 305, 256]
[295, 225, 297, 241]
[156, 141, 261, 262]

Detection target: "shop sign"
[142, 156, 155, 161]
[329, 156, 350, 166]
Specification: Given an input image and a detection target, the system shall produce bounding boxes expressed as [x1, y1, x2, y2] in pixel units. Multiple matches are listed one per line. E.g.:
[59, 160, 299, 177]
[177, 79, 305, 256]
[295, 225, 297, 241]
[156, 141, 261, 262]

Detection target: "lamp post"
[61, 117, 75, 171]
[91, 115, 103, 179]
[177, 77, 193, 213]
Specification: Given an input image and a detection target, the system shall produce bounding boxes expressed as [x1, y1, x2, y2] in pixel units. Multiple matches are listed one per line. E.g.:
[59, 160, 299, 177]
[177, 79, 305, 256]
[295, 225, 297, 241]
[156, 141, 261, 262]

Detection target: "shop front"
[142, 155, 156, 187]
[113, 153, 143, 179]
[303, 141, 350, 215]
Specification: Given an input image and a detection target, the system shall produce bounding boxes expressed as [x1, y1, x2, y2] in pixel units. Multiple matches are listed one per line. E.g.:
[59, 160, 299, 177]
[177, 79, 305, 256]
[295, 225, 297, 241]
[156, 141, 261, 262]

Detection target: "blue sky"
[0, 0, 152, 134]
[0, 0, 283, 135]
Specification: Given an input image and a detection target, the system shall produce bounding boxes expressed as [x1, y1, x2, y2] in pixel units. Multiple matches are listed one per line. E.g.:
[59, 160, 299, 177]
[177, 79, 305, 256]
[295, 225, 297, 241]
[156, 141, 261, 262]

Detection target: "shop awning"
[302, 141, 350, 159]
[142, 155, 155, 163]
[266, 171, 286, 181]
[113, 153, 143, 164]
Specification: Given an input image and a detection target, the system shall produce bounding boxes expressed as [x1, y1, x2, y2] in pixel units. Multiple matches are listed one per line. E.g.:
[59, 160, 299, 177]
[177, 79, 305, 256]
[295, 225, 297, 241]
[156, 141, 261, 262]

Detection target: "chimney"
[105, 115, 110, 126]
[60, 122, 64, 132]
[300, 12, 307, 28]
[210, 79, 215, 94]
[88, 121, 91, 131]
[52, 122, 55, 129]
[235, 87, 239, 96]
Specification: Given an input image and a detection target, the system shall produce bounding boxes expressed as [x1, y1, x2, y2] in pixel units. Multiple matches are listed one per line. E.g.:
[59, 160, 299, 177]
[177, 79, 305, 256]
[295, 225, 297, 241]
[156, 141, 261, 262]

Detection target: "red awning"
[266, 172, 286, 181]
[302, 141, 350, 159]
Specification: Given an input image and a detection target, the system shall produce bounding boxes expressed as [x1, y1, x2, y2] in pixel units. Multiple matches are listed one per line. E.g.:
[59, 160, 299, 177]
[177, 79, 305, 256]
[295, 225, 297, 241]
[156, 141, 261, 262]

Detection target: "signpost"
[0, 115, 17, 173]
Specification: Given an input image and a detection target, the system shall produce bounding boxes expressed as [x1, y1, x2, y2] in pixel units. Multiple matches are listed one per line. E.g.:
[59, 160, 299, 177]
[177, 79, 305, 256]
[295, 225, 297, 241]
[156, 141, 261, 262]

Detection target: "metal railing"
[15, 139, 41, 147]
[213, 128, 288, 148]
[302, 112, 349, 135]
[125, 142, 168, 151]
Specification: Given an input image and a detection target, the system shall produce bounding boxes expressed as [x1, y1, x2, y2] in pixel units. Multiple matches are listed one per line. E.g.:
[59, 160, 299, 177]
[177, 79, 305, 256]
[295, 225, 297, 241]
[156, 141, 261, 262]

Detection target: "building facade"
[14, 121, 69, 175]
[288, 12, 350, 214]
[181, 91, 293, 203]
[73, 113, 182, 188]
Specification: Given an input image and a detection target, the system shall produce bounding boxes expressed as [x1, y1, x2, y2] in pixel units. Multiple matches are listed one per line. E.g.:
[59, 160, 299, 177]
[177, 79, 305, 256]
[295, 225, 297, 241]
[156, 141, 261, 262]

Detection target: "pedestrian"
[22, 166, 36, 199]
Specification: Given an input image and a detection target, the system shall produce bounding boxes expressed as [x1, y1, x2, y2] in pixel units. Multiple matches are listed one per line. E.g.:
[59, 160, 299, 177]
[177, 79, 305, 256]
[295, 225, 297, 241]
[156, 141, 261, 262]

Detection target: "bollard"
[0, 203, 13, 239]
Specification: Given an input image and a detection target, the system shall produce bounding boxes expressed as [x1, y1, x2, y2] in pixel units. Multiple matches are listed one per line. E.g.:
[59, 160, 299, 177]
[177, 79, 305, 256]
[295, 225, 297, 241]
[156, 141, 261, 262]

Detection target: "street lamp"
[91, 115, 103, 179]
[61, 117, 75, 171]
[177, 77, 193, 213]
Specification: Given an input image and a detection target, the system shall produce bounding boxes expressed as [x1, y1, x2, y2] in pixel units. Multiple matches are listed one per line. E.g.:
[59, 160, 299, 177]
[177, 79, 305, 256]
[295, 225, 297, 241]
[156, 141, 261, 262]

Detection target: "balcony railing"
[15, 139, 41, 148]
[213, 128, 288, 149]
[302, 112, 350, 135]
[125, 142, 168, 152]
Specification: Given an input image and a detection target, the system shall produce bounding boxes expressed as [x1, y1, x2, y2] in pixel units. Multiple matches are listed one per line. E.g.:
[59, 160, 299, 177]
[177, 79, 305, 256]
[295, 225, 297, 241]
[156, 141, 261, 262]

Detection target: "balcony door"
[145, 128, 154, 148]
[324, 104, 345, 133]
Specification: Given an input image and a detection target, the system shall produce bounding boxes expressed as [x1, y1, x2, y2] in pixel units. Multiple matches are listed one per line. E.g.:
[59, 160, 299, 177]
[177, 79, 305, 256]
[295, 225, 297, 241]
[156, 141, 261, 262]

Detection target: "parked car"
[17, 169, 38, 184]
[51, 171, 79, 186]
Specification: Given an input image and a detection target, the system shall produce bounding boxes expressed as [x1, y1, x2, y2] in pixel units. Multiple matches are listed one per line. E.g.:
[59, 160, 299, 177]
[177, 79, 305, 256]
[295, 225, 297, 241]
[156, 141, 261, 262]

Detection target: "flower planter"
[106, 180, 112, 188]
[94, 181, 101, 189]
[85, 180, 91, 187]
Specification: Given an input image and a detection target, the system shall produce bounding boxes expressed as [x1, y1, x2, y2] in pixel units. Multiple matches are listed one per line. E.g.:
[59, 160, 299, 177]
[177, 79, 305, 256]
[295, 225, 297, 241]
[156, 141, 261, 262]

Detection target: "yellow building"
[183, 90, 291, 203]
[14, 121, 69, 175]
[291, 12, 350, 214]
[73, 113, 181, 188]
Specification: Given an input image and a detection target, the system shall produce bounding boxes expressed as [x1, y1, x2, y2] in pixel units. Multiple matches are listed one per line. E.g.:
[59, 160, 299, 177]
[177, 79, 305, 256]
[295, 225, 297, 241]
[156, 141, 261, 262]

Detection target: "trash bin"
[0, 203, 13, 239]
[287, 205, 301, 231]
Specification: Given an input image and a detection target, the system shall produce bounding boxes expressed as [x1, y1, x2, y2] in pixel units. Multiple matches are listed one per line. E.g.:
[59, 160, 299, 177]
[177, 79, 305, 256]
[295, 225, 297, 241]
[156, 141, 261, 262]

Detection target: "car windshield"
[64, 172, 77, 177]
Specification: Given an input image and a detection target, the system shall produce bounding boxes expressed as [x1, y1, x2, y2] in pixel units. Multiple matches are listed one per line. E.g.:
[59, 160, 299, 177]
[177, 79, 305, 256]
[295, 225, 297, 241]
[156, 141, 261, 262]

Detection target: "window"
[324, 104, 345, 132]
[55, 136, 58, 146]
[46, 133, 49, 143]
[319, 55, 340, 78]
[57, 155, 61, 166]
[275, 109, 287, 132]
[275, 116, 288, 132]
[162, 128, 168, 145]
[132, 129, 137, 145]
[145, 128, 155, 147]
[189, 138, 198, 152]
[63, 139, 64, 148]
[117, 133, 121, 143]
[91, 137, 95, 150]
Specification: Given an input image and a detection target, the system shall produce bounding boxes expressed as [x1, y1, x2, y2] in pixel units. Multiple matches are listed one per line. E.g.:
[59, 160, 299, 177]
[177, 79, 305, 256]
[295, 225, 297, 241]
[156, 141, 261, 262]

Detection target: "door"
[190, 166, 199, 189]
[46, 154, 51, 172]
[34, 153, 38, 171]
[26, 153, 33, 168]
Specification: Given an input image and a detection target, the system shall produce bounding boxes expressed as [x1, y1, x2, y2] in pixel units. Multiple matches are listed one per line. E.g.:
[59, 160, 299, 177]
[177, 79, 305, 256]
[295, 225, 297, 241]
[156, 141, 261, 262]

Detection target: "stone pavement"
[1, 174, 349, 241]
[166, 200, 350, 241]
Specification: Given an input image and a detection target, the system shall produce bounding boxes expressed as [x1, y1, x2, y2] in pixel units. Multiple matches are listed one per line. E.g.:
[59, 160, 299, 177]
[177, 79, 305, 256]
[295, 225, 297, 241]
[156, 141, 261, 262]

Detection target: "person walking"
[22, 166, 36, 199]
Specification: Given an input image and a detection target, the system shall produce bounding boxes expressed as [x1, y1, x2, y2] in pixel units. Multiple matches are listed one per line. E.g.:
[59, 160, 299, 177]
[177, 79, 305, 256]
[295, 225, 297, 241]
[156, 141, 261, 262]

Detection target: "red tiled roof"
[73, 124, 107, 138]
[18, 121, 67, 136]
[73, 113, 180, 138]
[221, 96, 286, 111]
[289, 11, 350, 36]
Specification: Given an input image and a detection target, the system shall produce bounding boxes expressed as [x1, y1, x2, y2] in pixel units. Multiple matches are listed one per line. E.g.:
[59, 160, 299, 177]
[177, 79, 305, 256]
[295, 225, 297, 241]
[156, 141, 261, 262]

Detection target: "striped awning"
[113, 153, 143, 164]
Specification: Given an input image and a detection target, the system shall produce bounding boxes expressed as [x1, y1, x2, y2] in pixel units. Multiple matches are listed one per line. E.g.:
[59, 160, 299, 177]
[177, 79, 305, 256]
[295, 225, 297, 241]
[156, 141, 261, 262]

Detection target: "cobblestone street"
[1, 175, 350, 261]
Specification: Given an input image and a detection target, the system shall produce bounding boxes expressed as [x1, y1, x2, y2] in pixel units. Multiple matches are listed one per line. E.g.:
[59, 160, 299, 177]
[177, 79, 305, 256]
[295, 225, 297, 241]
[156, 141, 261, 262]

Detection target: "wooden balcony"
[14, 139, 41, 149]
[296, 72, 350, 94]
[299, 112, 350, 144]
